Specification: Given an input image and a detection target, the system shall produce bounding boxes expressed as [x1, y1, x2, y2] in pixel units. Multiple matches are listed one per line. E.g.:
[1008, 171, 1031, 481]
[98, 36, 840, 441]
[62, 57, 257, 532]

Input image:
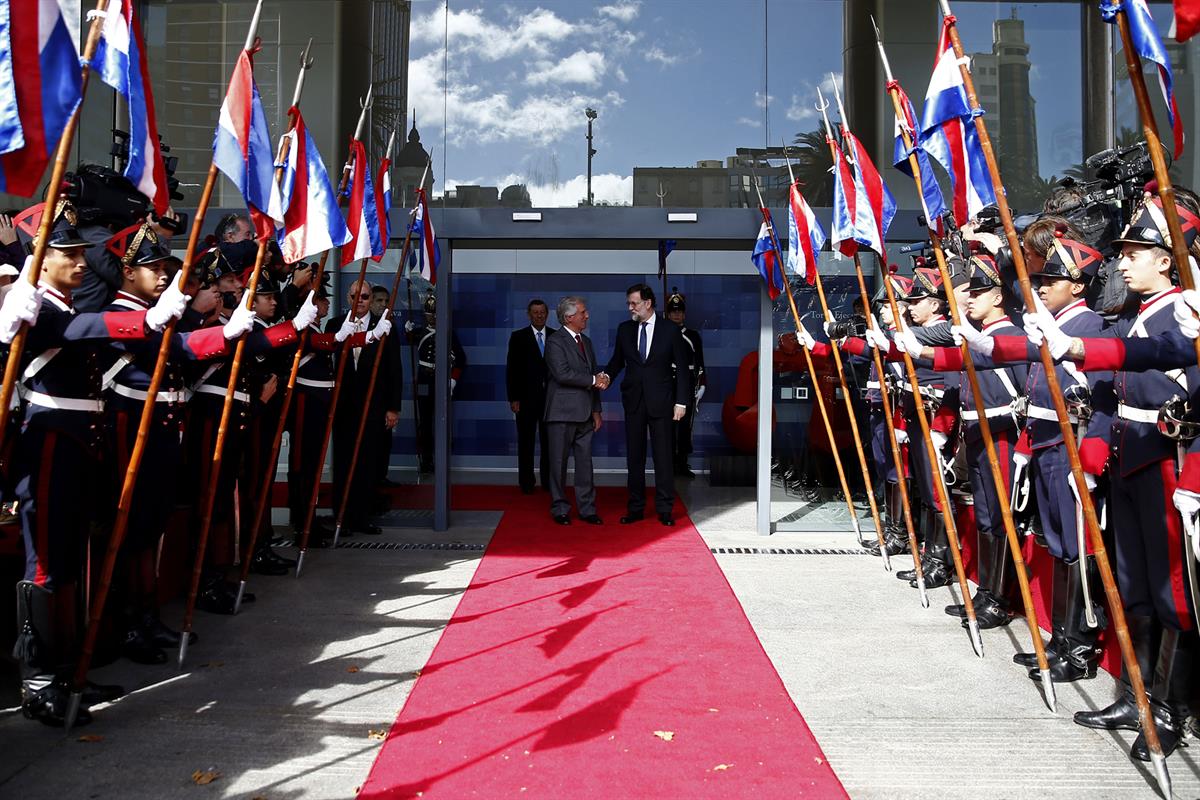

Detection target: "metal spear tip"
[1150, 751, 1172, 799]
[1040, 672, 1057, 713]
[967, 619, 984, 658]
[295, 550, 306, 578]
[299, 37, 315, 70]
[233, 581, 247, 616]
[882, 550, 892, 571]
[64, 691, 83, 731]
[177, 637, 190, 669]
[870, 13, 881, 41]
[361, 84, 374, 111]
[917, 580, 930, 608]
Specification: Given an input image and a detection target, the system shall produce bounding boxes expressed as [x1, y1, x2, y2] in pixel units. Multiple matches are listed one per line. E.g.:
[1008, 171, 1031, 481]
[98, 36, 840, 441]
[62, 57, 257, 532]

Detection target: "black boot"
[121, 626, 167, 665]
[1029, 557, 1103, 682]
[1074, 614, 1157, 731]
[898, 504, 931, 581]
[139, 612, 197, 648]
[946, 532, 993, 618]
[13, 581, 101, 726]
[970, 532, 1015, 629]
[1016, 555, 1070, 668]
[914, 513, 954, 589]
[249, 547, 291, 576]
[21, 678, 93, 728]
[1131, 629, 1195, 761]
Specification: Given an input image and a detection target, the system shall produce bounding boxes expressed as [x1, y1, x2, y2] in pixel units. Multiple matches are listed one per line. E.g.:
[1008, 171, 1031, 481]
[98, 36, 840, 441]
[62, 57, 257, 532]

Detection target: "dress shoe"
[122, 627, 168, 665]
[83, 680, 125, 705]
[196, 581, 239, 615]
[1014, 633, 1063, 668]
[1131, 721, 1187, 761]
[553, 514, 571, 525]
[250, 550, 290, 576]
[1027, 655, 1096, 684]
[960, 596, 1014, 630]
[258, 545, 296, 567]
[21, 681, 92, 728]
[580, 514, 603, 525]
[864, 532, 909, 557]
[911, 559, 952, 589]
[140, 613, 197, 648]
[658, 513, 675, 526]
[1073, 694, 1140, 732]
[620, 513, 643, 524]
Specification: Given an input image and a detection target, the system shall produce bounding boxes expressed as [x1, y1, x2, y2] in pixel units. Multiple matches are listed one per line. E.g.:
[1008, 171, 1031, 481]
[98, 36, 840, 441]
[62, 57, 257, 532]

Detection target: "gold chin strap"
[1050, 238, 1081, 281]
[122, 225, 156, 266]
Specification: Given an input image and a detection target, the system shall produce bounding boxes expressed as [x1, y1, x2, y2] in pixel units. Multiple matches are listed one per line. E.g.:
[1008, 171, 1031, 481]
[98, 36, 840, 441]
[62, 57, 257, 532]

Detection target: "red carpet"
[358, 488, 847, 799]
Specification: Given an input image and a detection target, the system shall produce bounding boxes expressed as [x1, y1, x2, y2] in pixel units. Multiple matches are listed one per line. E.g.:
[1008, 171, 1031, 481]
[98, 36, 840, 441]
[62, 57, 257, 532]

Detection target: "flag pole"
[0, 0, 110, 454]
[330, 163, 431, 549]
[178, 35, 309, 667]
[751, 176, 865, 542]
[940, 1, 1165, 784]
[873, 24, 1053, 701]
[829, 75, 985, 654]
[814, 96, 927, 604]
[292, 87, 378, 571]
[63, 0, 266, 727]
[780, 149, 890, 568]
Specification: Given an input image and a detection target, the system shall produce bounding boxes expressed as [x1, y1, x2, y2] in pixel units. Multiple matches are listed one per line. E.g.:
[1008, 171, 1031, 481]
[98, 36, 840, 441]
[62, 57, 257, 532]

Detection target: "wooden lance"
[873, 25, 1054, 707]
[750, 176, 867, 540]
[177, 34, 307, 667]
[0, 0, 111, 452]
[828, 76, 985, 656]
[940, 2, 1168, 790]
[779, 153, 891, 569]
[814, 93, 928, 605]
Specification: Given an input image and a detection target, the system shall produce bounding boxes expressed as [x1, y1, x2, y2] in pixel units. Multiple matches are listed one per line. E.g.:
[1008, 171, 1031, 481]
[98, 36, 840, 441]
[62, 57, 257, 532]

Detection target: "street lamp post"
[585, 107, 597, 206]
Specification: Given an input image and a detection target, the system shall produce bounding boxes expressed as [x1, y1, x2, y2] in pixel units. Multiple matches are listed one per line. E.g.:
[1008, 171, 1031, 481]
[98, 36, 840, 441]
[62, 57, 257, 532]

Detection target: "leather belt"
[112, 383, 188, 404]
[195, 384, 250, 403]
[25, 391, 104, 413]
[296, 377, 335, 389]
[901, 385, 944, 398]
[1117, 403, 1160, 424]
[961, 405, 1012, 421]
[1027, 404, 1077, 424]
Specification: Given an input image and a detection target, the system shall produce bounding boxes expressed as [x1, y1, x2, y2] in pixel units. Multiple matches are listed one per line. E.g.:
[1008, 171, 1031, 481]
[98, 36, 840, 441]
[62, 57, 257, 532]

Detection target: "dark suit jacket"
[506, 325, 555, 407]
[543, 327, 601, 423]
[326, 311, 402, 417]
[604, 314, 692, 418]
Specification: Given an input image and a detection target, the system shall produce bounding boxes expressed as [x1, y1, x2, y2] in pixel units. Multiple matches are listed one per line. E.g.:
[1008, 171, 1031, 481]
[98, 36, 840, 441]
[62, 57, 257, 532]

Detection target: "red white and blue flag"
[786, 182, 825, 285]
[830, 136, 860, 258]
[751, 209, 785, 301]
[267, 107, 350, 263]
[920, 19, 995, 223]
[91, 0, 169, 215]
[1101, 0, 1184, 158]
[340, 139, 384, 266]
[890, 80, 947, 234]
[373, 153, 392, 252]
[213, 46, 277, 239]
[0, 0, 82, 196]
[843, 128, 896, 258]
[413, 188, 440, 283]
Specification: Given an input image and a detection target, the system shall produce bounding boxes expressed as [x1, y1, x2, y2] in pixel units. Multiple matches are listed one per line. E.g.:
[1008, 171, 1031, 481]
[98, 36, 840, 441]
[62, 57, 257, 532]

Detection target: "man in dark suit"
[506, 298, 554, 493]
[543, 296, 605, 525]
[601, 283, 692, 526]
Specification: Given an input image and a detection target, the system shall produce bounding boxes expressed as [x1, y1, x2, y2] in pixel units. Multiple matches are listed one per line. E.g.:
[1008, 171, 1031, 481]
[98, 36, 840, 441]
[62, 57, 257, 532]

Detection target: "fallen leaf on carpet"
[813, 756, 824, 765]
[653, 731, 674, 741]
[712, 764, 732, 771]
[77, 734, 103, 743]
[191, 769, 221, 785]
[707, 708, 719, 713]
[368, 729, 387, 740]
[347, 665, 360, 673]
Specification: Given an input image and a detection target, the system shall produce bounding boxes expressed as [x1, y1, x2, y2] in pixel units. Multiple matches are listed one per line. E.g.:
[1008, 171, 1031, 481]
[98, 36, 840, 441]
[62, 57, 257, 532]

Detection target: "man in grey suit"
[543, 296, 608, 525]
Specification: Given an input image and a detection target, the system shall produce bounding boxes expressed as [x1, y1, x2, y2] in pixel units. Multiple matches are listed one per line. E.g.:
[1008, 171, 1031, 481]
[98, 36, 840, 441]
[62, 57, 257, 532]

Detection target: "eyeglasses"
[626, 298, 648, 308]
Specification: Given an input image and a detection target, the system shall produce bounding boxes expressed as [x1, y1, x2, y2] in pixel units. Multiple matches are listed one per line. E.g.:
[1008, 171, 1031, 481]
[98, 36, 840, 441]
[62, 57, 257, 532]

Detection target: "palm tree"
[789, 129, 834, 206]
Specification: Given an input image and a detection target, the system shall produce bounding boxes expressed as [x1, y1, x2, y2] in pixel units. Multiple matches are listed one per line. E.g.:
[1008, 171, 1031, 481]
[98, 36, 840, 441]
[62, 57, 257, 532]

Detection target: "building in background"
[633, 157, 790, 208]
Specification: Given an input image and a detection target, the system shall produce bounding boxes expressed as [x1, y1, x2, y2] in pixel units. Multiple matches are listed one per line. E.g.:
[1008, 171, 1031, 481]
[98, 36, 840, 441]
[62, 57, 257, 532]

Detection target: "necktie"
[638, 321, 648, 362]
[536, 329, 544, 356]
[575, 333, 586, 359]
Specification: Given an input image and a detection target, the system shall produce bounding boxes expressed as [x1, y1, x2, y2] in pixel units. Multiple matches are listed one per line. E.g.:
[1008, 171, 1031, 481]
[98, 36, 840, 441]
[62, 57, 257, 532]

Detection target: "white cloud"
[410, 6, 574, 60]
[644, 46, 680, 66]
[785, 73, 843, 125]
[753, 91, 774, 109]
[597, 1, 640, 23]
[489, 172, 632, 206]
[528, 50, 607, 87]
[736, 116, 762, 128]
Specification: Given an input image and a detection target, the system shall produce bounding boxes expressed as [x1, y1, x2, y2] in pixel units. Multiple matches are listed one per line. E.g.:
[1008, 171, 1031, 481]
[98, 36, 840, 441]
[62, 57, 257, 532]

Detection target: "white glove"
[366, 310, 392, 344]
[449, 377, 457, 396]
[1173, 290, 1200, 340]
[952, 323, 995, 358]
[1023, 312, 1071, 360]
[222, 303, 255, 340]
[865, 326, 890, 351]
[0, 275, 44, 344]
[931, 431, 948, 451]
[898, 327, 924, 359]
[894, 428, 909, 445]
[795, 325, 815, 351]
[335, 312, 365, 342]
[1069, 470, 1097, 503]
[1172, 487, 1200, 519]
[291, 292, 319, 332]
[145, 278, 190, 332]
[695, 385, 706, 403]
[404, 320, 416, 333]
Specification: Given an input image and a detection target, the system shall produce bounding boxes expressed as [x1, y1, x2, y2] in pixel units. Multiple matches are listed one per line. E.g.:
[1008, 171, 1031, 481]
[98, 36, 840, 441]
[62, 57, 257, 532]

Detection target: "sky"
[408, 1, 1089, 207]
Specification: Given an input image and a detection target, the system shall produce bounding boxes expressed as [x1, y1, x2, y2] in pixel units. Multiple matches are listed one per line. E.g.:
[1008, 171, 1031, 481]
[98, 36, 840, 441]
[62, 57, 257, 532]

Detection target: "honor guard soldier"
[287, 274, 371, 545]
[101, 225, 235, 665]
[408, 292, 464, 475]
[665, 289, 705, 478]
[901, 254, 1029, 629]
[3, 201, 189, 725]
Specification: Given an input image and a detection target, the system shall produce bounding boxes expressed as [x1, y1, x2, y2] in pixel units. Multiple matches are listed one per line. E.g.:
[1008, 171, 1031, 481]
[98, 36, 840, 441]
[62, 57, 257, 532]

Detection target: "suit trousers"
[547, 419, 595, 517]
[517, 405, 550, 490]
[625, 404, 675, 515]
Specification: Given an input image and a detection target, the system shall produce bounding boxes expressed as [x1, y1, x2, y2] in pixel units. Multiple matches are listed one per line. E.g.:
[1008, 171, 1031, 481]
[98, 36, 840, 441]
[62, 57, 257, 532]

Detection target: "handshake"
[594, 371, 611, 390]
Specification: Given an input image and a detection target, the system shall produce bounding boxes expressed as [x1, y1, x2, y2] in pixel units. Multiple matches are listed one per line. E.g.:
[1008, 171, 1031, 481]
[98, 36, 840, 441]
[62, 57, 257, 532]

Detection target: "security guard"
[409, 292, 464, 475]
[665, 289, 705, 478]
